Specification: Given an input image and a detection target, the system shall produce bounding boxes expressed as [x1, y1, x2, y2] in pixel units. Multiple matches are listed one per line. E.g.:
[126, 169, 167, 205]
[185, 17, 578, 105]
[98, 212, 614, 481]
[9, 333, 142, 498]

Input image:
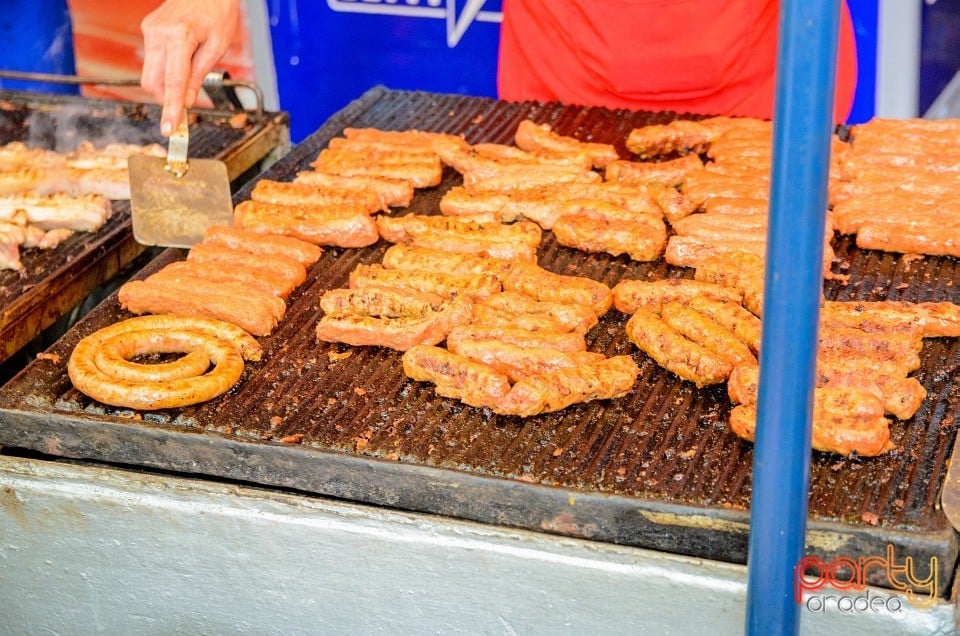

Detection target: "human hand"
[140, 0, 241, 135]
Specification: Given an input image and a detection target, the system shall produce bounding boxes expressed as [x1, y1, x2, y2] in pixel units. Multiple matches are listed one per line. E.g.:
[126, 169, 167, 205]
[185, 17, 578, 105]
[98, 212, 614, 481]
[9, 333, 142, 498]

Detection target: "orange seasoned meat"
[729, 388, 894, 457]
[693, 251, 766, 317]
[377, 214, 541, 262]
[201, 225, 323, 267]
[514, 119, 619, 168]
[463, 164, 602, 192]
[449, 338, 604, 383]
[612, 278, 742, 315]
[440, 182, 663, 228]
[233, 199, 379, 248]
[495, 355, 640, 417]
[148, 260, 296, 299]
[470, 305, 566, 334]
[377, 213, 538, 244]
[319, 286, 445, 319]
[293, 170, 414, 208]
[552, 214, 667, 262]
[446, 323, 586, 355]
[605, 155, 703, 188]
[625, 308, 732, 387]
[687, 296, 762, 355]
[186, 242, 307, 290]
[118, 279, 280, 336]
[401, 345, 510, 409]
[660, 302, 756, 368]
[503, 263, 613, 317]
[250, 179, 382, 213]
[316, 297, 473, 351]
[349, 263, 501, 302]
[478, 291, 598, 334]
[625, 120, 716, 158]
[311, 147, 442, 188]
[821, 301, 960, 338]
[341, 127, 465, 153]
[381, 244, 516, 279]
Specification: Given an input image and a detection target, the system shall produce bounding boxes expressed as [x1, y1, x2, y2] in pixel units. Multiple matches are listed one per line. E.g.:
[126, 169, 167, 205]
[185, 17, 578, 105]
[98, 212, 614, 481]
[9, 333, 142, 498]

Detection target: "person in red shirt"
[140, 0, 858, 135]
[498, 0, 858, 124]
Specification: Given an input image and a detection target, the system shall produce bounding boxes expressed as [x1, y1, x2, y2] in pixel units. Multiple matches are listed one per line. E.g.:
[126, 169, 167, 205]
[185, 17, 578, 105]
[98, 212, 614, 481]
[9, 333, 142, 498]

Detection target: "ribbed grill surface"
[2, 88, 957, 583]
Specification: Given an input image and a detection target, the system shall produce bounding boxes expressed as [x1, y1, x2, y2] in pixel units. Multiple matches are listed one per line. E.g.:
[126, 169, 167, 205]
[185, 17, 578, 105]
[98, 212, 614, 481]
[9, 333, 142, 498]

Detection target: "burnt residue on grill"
[1, 87, 958, 587]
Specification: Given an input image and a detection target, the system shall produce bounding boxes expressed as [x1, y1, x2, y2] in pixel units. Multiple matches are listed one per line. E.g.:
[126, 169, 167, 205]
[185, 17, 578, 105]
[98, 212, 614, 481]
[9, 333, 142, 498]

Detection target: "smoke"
[24, 102, 160, 152]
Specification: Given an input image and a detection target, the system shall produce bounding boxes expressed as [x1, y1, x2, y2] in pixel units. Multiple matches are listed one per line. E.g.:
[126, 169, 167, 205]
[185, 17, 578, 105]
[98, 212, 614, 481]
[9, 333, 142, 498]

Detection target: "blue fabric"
[0, 0, 78, 94]
[267, 1, 502, 142]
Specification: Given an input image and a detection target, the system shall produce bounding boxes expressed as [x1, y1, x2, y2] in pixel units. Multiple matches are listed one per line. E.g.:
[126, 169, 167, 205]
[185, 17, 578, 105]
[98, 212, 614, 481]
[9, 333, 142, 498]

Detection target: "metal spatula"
[129, 110, 234, 247]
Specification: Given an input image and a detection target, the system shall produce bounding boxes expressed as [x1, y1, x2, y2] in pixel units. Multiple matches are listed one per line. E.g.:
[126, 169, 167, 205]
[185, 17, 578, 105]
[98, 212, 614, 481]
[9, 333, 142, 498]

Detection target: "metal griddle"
[0, 90, 289, 367]
[0, 87, 956, 592]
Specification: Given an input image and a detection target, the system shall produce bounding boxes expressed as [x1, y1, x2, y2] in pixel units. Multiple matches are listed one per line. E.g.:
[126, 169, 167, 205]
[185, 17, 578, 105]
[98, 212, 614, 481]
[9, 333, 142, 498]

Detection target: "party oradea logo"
[795, 544, 938, 613]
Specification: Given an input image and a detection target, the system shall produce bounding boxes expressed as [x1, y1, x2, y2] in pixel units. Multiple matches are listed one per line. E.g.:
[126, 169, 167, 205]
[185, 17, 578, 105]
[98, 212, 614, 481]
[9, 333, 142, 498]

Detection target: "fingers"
[160, 30, 194, 135]
[140, 33, 167, 103]
[140, 0, 241, 136]
[185, 38, 228, 108]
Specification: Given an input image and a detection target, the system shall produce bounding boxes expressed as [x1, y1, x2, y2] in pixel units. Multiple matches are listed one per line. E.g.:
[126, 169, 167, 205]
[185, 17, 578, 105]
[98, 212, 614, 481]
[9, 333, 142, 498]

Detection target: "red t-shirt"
[498, 0, 858, 123]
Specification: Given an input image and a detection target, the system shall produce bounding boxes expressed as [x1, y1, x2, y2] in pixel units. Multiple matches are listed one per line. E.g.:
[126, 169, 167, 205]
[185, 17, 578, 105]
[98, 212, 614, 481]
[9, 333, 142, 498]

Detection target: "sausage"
[686, 296, 762, 354]
[202, 225, 323, 267]
[660, 302, 756, 367]
[728, 362, 927, 421]
[293, 170, 414, 208]
[401, 345, 510, 409]
[150, 260, 297, 299]
[250, 179, 382, 214]
[503, 263, 613, 318]
[311, 147, 442, 188]
[320, 286, 445, 318]
[376, 213, 541, 247]
[118, 279, 281, 337]
[552, 214, 667, 262]
[514, 119, 619, 169]
[821, 300, 960, 338]
[728, 388, 894, 457]
[495, 355, 639, 417]
[625, 120, 716, 158]
[316, 297, 473, 351]
[67, 315, 259, 410]
[693, 251, 766, 316]
[187, 242, 307, 290]
[625, 308, 732, 387]
[470, 305, 566, 334]
[233, 199, 379, 248]
[447, 323, 587, 355]
[382, 244, 516, 279]
[604, 155, 703, 188]
[349, 263, 501, 302]
[449, 337, 603, 383]
[612, 278, 742, 315]
[478, 291, 598, 334]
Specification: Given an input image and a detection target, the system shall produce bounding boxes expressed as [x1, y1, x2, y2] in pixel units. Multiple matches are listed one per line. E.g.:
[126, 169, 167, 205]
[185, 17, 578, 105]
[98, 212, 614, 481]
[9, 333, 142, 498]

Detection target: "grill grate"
[1, 87, 957, 589]
[0, 90, 288, 367]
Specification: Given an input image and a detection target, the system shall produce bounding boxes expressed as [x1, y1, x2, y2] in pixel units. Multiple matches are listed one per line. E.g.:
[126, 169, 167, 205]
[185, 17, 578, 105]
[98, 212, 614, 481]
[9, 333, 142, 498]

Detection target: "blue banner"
[268, 0, 503, 141]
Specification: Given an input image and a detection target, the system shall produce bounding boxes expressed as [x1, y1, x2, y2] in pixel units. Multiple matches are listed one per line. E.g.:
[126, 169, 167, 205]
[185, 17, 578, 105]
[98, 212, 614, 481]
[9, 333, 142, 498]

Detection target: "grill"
[0, 89, 289, 367]
[0, 87, 957, 591]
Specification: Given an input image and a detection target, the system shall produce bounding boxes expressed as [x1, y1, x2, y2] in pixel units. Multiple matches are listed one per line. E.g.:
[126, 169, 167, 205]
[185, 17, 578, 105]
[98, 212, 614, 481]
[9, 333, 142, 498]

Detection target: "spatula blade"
[128, 154, 234, 248]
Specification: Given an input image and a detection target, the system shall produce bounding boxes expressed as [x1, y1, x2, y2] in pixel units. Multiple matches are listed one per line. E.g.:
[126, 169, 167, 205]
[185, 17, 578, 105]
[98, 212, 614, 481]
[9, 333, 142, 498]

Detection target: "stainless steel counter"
[0, 454, 953, 635]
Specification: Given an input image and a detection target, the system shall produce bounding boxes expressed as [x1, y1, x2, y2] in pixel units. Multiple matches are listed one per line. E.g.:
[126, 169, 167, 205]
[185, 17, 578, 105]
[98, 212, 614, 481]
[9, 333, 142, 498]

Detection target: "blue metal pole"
[745, 0, 840, 633]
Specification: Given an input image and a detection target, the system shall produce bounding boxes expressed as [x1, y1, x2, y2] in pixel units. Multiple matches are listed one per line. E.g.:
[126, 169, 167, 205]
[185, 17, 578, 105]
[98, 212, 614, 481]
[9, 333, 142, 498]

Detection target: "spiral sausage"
[67, 315, 261, 410]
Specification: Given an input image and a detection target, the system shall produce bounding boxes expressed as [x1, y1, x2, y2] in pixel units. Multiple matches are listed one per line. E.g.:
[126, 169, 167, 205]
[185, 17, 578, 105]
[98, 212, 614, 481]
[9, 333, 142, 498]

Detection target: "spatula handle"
[166, 109, 190, 177]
